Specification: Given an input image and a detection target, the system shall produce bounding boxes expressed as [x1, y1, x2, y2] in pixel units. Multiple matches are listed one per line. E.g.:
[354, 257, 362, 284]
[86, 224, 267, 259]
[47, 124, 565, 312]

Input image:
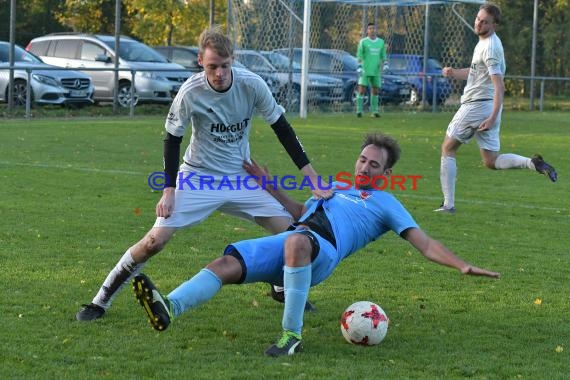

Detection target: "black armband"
[163, 132, 183, 188]
[270, 115, 310, 169]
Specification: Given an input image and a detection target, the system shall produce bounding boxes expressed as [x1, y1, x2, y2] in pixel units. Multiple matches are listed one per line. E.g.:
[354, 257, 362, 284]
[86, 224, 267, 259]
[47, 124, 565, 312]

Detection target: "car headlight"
[137, 71, 167, 81]
[32, 74, 60, 87]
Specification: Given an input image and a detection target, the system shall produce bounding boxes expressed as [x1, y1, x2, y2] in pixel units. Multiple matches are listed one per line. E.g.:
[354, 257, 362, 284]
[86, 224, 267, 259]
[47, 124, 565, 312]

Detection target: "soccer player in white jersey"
[436, 2, 557, 213]
[76, 27, 330, 321]
[132, 132, 499, 357]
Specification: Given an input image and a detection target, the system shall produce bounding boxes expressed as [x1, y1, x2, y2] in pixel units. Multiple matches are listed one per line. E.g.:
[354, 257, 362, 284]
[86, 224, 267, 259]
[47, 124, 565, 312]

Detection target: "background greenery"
[1, 0, 569, 80]
[0, 112, 568, 379]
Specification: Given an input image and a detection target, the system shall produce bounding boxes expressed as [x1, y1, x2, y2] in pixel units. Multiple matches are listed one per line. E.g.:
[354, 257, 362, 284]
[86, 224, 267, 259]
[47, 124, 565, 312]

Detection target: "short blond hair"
[198, 26, 233, 58]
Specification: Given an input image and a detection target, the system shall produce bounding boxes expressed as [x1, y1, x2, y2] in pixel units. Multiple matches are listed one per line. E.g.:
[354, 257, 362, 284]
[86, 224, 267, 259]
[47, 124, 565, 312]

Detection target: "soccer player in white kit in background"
[436, 2, 557, 213]
[76, 26, 330, 321]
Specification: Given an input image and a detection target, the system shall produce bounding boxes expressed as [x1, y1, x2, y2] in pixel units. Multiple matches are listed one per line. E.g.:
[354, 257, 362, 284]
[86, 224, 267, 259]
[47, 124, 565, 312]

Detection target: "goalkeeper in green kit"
[356, 22, 387, 118]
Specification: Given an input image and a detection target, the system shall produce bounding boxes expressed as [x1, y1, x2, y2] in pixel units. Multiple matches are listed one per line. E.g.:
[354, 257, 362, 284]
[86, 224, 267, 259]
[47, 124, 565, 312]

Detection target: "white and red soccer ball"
[340, 301, 389, 346]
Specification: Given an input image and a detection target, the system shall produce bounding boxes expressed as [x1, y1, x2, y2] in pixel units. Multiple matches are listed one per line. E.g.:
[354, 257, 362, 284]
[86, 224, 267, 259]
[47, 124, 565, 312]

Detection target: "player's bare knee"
[142, 232, 169, 255]
[284, 234, 312, 265]
[206, 256, 242, 284]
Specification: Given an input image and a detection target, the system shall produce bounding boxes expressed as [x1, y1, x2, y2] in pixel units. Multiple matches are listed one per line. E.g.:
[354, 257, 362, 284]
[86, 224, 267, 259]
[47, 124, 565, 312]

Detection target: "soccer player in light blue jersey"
[76, 26, 330, 322]
[133, 132, 500, 357]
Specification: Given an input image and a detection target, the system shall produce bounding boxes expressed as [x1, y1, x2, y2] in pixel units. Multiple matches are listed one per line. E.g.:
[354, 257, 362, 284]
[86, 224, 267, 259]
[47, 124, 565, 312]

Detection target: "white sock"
[92, 248, 146, 309]
[494, 153, 532, 170]
[440, 156, 457, 208]
[273, 285, 284, 293]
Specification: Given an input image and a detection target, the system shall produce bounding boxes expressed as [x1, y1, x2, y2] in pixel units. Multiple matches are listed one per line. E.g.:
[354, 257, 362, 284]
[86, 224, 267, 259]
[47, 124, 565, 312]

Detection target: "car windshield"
[236, 53, 275, 73]
[265, 53, 301, 71]
[103, 40, 169, 63]
[388, 57, 408, 71]
[0, 43, 43, 63]
[389, 56, 443, 72]
[233, 59, 247, 69]
[330, 50, 359, 70]
[427, 58, 443, 71]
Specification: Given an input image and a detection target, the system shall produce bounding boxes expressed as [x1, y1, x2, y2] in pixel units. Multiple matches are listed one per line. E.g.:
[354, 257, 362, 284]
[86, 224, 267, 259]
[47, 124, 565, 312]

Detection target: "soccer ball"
[340, 301, 389, 346]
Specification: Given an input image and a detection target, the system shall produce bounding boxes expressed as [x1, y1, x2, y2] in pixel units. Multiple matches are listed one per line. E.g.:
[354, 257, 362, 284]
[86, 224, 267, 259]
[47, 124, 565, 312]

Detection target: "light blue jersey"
[226, 184, 418, 287]
[168, 185, 419, 324]
[301, 184, 418, 263]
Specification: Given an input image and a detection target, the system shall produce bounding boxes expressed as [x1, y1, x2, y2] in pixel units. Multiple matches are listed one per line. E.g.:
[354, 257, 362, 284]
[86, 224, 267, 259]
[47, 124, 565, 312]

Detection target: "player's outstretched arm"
[299, 163, 333, 200]
[269, 115, 332, 200]
[243, 159, 307, 221]
[442, 67, 470, 81]
[402, 227, 500, 278]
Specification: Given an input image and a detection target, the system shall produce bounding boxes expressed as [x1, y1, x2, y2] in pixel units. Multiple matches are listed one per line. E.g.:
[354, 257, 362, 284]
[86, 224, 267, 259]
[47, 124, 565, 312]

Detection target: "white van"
[26, 33, 189, 107]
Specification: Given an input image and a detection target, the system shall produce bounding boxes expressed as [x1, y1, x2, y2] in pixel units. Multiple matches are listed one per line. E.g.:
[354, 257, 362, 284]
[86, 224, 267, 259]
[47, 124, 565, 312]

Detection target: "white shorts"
[446, 101, 502, 152]
[153, 170, 292, 229]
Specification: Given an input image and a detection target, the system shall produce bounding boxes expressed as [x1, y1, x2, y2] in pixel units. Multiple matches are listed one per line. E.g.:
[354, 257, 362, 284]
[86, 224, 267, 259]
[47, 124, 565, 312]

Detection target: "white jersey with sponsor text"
[165, 67, 283, 175]
[461, 32, 506, 103]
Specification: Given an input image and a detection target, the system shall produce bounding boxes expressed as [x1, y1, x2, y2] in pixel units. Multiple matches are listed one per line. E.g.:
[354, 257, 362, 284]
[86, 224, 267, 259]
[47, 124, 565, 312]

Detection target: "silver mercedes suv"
[26, 33, 189, 107]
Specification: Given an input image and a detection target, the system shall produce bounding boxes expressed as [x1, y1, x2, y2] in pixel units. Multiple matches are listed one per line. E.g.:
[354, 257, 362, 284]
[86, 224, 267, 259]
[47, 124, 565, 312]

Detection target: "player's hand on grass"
[461, 265, 500, 278]
[156, 187, 175, 218]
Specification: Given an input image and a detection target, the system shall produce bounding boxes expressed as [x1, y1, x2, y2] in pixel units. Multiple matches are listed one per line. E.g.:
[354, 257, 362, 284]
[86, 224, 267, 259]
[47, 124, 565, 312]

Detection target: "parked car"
[26, 33, 189, 107]
[259, 50, 344, 107]
[274, 48, 411, 105]
[385, 53, 452, 105]
[0, 41, 94, 107]
[153, 45, 281, 101]
[235, 49, 313, 110]
[152, 45, 202, 75]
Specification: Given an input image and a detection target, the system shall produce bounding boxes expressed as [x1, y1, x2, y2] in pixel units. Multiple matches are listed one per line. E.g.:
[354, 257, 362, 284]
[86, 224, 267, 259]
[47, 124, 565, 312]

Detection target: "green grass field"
[1, 112, 569, 379]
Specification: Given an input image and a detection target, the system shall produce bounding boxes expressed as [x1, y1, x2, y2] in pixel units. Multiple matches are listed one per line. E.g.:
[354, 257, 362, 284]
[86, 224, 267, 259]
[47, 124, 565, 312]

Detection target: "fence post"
[539, 79, 544, 112]
[25, 68, 32, 119]
[130, 70, 136, 118]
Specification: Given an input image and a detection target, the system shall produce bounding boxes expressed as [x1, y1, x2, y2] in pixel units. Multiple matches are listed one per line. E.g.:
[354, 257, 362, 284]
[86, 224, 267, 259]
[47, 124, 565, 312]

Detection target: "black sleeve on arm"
[270, 114, 310, 169]
[163, 132, 183, 188]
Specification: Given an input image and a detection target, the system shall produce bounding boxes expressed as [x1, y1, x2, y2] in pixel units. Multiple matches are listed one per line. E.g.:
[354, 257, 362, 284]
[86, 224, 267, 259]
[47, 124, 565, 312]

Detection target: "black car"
[260, 50, 344, 106]
[274, 48, 411, 105]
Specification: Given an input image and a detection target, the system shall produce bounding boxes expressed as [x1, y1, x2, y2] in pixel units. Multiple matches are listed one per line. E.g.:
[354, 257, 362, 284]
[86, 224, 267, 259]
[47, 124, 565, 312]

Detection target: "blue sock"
[167, 268, 222, 317]
[282, 264, 311, 335]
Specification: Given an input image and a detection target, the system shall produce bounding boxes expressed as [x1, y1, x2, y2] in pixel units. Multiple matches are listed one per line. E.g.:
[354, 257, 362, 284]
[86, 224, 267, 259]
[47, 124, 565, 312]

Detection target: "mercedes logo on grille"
[74, 79, 82, 89]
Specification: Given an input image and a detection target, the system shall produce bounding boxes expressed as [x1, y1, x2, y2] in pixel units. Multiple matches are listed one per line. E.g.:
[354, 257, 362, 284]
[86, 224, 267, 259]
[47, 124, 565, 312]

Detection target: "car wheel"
[11, 79, 31, 106]
[117, 82, 138, 108]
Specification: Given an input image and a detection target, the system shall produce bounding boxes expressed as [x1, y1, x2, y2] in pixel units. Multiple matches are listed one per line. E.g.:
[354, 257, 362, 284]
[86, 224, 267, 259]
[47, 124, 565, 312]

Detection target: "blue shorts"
[224, 229, 338, 287]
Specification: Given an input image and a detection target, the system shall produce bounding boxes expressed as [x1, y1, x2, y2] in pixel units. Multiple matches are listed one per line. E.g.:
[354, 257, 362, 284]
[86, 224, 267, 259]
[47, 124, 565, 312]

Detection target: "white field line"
[0, 161, 144, 176]
[1, 160, 566, 212]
